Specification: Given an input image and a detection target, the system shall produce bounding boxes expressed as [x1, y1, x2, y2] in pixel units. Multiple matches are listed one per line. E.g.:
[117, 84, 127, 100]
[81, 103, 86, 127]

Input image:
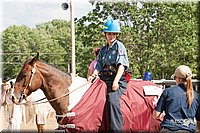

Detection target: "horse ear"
[29, 52, 39, 65]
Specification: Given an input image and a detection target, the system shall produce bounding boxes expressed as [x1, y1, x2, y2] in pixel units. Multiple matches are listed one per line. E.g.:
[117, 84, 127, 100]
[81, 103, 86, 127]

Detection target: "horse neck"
[37, 61, 71, 115]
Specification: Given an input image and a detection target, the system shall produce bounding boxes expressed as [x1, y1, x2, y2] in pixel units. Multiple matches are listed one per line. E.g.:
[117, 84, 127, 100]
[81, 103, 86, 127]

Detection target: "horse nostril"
[22, 94, 26, 99]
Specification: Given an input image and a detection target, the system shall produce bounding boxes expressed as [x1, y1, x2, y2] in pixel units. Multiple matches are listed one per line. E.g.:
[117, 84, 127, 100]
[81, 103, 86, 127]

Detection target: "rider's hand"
[88, 74, 98, 83]
[112, 81, 119, 91]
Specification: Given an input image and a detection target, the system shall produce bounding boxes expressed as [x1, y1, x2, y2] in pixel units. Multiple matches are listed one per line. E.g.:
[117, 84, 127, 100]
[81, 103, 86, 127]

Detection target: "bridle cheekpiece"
[19, 63, 37, 103]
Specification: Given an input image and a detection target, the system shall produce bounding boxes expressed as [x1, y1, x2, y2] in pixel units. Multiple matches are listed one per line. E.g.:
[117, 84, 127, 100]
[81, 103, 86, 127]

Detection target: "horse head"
[12, 52, 72, 116]
[12, 52, 43, 104]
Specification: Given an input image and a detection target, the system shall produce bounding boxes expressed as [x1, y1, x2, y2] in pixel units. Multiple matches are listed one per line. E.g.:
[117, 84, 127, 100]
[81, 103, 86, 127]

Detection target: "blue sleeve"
[116, 42, 129, 68]
[155, 90, 167, 113]
[195, 96, 200, 121]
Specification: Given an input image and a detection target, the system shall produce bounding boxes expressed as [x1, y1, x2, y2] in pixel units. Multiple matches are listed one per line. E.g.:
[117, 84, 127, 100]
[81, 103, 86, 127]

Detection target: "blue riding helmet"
[143, 71, 152, 81]
[102, 18, 121, 33]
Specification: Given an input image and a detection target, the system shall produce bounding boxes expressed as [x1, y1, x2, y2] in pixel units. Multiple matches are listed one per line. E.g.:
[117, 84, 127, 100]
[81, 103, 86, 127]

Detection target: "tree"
[1, 2, 199, 80]
[76, 1, 198, 79]
[2, 20, 70, 78]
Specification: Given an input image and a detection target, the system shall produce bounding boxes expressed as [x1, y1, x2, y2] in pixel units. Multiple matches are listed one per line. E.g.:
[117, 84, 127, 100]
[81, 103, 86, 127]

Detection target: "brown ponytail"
[186, 76, 194, 108]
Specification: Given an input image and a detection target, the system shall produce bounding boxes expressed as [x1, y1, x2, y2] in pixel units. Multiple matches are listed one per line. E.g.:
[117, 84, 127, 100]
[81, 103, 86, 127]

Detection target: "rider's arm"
[114, 64, 124, 83]
[88, 69, 99, 82]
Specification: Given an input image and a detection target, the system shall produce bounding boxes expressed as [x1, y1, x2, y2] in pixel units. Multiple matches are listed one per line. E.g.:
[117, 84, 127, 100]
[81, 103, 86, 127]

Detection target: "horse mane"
[24, 58, 71, 80]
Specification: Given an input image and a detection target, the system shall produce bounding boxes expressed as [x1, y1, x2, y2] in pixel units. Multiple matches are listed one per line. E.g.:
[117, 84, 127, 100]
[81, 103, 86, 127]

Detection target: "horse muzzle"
[11, 95, 18, 104]
[11, 95, 23, 105]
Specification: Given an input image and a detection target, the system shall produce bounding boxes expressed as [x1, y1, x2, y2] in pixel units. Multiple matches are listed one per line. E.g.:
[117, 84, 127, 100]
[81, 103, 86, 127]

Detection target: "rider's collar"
[107, 40, 117, 49]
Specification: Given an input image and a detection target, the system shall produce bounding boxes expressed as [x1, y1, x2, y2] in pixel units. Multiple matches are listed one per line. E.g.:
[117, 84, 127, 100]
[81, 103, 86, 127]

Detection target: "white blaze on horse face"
[13, 84, 24, 104]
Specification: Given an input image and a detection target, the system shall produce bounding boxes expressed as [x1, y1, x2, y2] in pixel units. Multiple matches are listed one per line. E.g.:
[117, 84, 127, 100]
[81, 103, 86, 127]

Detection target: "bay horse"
[12, 53, 161, 132]
[12, 52, 72, 132]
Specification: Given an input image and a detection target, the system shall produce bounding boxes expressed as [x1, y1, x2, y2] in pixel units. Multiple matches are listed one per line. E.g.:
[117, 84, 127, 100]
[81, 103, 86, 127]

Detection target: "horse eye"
[22, 73, 28, 77]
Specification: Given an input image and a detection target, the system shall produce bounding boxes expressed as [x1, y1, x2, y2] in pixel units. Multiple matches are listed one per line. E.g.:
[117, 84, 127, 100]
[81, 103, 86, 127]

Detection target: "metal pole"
[198, 1, 200, 79]
[70, 0, 76, 75]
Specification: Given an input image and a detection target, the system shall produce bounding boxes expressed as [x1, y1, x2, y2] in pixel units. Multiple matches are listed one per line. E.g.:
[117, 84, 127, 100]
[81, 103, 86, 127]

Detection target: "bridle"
[19, 63, 37, 103]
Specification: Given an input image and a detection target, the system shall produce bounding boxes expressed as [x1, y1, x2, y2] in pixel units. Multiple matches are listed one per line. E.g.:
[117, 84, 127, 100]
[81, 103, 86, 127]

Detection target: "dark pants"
[101, 75, 127, 132]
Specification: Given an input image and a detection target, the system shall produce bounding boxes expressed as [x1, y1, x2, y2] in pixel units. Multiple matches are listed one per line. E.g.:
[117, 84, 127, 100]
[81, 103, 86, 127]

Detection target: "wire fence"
[152, 79, 200, 92]
[1, 52, 71, 74]
[1, 52, 69, 65]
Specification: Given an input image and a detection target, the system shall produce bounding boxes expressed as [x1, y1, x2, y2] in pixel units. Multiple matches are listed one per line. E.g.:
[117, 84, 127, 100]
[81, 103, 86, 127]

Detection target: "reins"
[26, 81, 90, 105]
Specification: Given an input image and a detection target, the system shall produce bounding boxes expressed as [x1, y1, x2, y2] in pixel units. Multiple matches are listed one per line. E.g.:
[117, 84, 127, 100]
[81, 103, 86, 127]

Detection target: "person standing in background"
[0, 77, 6, 132]
[87, 47, 100, 79]
[1, 79, 22, 131]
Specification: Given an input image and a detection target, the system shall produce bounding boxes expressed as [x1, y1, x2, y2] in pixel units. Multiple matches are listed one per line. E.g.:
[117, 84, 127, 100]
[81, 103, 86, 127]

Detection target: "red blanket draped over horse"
[62, 79, 161, 132]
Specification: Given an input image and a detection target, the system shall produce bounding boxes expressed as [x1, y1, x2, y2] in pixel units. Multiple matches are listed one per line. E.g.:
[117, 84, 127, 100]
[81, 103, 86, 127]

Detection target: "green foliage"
[1, 1, 199, 80]
[76, 1, 198, 79]
[2, 20, 70, 78]
[196, 1, 200, 79]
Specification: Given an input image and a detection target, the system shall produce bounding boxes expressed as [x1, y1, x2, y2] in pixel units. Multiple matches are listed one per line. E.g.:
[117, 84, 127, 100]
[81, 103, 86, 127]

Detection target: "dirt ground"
[2, 112, 64, 133]
[22, 113, 57, 129]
